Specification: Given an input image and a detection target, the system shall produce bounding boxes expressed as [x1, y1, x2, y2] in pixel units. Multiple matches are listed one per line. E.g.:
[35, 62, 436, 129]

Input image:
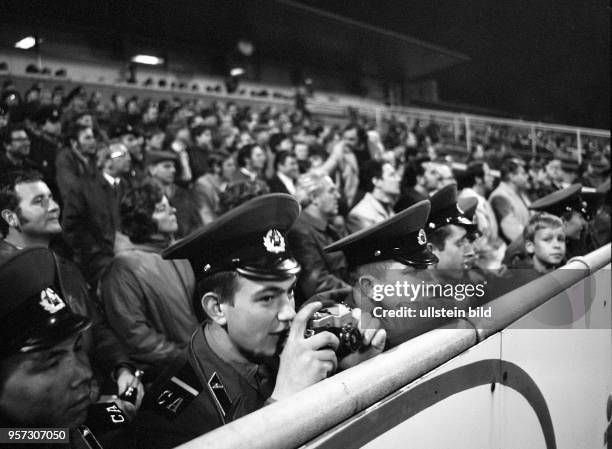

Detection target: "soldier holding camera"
[121, 194, 386, 449]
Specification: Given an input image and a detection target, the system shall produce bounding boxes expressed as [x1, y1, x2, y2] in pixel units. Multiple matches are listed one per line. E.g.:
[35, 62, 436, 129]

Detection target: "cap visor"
[237, 257, 301, 281]
[394, 246, 438, 267]
[18, 312, 91, 353]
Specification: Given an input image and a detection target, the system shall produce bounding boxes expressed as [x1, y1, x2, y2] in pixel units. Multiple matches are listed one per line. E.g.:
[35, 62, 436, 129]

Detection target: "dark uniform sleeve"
[116, 355, 222, 449]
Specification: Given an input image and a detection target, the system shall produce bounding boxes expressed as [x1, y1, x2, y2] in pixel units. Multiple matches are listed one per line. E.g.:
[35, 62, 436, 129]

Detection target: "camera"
[305, 304, 362, 358]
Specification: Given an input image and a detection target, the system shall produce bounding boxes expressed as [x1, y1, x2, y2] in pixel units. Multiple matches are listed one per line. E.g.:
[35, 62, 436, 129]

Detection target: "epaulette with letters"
[152, 361, 204, 419]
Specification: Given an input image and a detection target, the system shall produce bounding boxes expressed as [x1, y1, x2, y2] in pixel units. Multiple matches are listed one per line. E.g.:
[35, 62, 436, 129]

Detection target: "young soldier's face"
[0, 334, 93, 428]
[528, 226, 566, 267]
[433, 225, 474, 271]
[222, 275, 296, 360]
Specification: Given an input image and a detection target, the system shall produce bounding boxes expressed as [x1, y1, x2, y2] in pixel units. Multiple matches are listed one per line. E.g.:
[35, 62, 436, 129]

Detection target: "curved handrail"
[468, 243, 611, 341]
[177, 243, 610, 449]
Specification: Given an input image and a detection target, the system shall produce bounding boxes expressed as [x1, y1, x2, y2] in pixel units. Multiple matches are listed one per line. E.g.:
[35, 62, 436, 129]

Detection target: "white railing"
[176, 244, 611, 449]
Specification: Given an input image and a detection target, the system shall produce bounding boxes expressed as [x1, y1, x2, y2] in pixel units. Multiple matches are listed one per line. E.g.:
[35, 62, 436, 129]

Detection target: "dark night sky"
[297, 0, 610, 129]
[3, 1, 609, 128]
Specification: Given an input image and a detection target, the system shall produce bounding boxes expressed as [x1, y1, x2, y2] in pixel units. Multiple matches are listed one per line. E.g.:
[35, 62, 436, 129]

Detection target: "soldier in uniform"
[0, 248, 133, 448]
[120, 193, 386, 449]
[422, 185, 509, 305]
[323, 200, 442, 347]
[426, 184, 479, 274]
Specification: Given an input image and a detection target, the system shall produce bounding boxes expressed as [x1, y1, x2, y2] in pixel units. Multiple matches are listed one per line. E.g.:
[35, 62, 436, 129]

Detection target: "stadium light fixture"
[15, 36, 37, 50]
[230, 67, 245, 77]
[131, 55, 164, 65]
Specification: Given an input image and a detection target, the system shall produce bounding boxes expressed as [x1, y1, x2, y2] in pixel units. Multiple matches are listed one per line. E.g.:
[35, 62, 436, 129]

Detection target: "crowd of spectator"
[0, 78, 610, 447]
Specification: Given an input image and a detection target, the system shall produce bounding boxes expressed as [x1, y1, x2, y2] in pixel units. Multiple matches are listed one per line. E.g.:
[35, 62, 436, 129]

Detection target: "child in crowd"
[524, 212, 566, 274]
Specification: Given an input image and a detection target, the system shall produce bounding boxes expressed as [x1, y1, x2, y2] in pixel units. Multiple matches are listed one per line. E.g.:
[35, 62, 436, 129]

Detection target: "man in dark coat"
[287, 172, 350, 307]
[267, 150, 299, 195]
[55, 124, 98, 201]
[61, 144, 127, 285]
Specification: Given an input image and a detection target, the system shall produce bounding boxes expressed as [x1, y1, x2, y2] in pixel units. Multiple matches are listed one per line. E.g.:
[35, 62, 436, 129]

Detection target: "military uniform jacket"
[121, 327, 276, 449]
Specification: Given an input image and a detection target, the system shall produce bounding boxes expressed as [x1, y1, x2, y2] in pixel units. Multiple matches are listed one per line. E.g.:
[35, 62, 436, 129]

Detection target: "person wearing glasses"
[99, 180, 198, 379]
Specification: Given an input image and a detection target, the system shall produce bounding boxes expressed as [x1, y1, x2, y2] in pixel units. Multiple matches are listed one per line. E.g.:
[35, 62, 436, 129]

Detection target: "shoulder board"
[153, 361, 204, 419]
[207, 371, 232, 418]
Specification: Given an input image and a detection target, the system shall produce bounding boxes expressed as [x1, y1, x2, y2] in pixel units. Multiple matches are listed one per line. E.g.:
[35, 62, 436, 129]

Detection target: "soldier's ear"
[1, 209, 19, 228]
[201, 292, 226, 326]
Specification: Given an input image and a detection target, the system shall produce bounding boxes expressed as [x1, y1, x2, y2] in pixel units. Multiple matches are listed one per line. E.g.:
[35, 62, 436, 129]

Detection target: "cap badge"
[39, 287, 66, 314]
[417, 229, 427, 246]
[263, 229, 285, 254]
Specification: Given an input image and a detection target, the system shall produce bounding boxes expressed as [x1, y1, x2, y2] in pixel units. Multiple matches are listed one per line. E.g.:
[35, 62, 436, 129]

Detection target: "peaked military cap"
[427, 184, 476, 232]
[325, 200, 437, 268]
[0, 248, 90, 357]
[529, 183, 584, 217]
[163, 193, 301, 280]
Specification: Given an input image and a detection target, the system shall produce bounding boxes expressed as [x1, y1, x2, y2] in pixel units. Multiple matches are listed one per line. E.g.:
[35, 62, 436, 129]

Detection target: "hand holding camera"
[336, 307, 387, 371]
[305, 303, 386, 370]
[271, 302, 339, 401]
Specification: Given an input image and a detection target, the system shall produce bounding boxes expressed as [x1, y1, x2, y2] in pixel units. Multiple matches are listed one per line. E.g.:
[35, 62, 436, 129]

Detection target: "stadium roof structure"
[2, 0, 469, 84]
[250, 0, 470, 80]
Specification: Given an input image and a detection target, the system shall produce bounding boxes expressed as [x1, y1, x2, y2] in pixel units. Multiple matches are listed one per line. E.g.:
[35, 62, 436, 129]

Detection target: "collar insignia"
[263, 229, 285, 254]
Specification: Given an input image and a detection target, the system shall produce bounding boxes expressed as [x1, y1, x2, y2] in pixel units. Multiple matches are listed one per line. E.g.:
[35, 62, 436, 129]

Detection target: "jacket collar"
[299, 210, 328, 232]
